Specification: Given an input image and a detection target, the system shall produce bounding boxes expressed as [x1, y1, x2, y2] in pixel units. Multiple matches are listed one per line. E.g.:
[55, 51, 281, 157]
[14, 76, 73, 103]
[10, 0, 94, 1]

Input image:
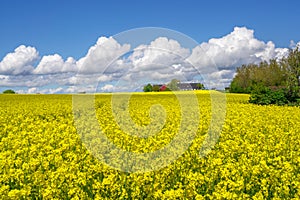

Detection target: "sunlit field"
[0, 92, 300, 199]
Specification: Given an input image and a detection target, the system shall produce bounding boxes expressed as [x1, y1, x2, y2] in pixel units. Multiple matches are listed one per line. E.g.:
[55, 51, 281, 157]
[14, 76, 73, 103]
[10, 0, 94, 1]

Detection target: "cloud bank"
[0, 27, 295, 93]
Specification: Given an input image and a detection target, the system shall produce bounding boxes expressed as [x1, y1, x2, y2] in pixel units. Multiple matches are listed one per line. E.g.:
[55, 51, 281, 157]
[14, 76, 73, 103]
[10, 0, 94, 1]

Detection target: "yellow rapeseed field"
[0, 91, 300, 199]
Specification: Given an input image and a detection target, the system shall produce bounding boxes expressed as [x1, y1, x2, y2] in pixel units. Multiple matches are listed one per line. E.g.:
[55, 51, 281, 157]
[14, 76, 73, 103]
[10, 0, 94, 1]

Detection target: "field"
[0, 91, 300, 199]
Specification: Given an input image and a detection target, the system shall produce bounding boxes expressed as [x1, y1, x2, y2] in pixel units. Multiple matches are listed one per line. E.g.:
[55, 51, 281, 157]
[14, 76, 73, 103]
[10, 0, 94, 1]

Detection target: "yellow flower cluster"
[0, 92, 299, 199]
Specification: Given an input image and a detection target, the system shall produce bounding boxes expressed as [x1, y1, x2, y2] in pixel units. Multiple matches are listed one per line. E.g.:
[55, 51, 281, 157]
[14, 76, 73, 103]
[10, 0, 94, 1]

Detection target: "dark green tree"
[143, 83, 153, 92]
[3, 89, 16, 94]
[196, 83, 205, 90]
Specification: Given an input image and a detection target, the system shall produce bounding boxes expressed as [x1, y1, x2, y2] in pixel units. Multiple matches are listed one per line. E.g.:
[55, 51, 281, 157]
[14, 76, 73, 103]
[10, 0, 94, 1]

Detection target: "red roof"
[160, 85, 167, 91]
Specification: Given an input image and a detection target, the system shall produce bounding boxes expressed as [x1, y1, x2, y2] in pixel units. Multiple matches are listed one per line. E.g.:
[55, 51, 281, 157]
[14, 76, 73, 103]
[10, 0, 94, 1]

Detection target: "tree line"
[230, 47, 300, 105]
[143, 79, 205, 92]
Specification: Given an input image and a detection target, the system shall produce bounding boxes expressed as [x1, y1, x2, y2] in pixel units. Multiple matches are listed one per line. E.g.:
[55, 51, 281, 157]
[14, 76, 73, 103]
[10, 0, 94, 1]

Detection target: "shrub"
[249, 84, 288, 105]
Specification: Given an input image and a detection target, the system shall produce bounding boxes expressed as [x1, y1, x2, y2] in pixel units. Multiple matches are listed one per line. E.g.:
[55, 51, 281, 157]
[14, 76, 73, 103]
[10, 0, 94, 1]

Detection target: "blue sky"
[0, 0, 300, 93]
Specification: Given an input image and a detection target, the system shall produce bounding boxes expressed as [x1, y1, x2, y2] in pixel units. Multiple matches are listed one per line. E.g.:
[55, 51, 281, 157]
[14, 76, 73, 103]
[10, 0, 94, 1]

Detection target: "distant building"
[152, 82, 204, 91]
[160, 85, 167, 91]
[177, 83, 204, 90]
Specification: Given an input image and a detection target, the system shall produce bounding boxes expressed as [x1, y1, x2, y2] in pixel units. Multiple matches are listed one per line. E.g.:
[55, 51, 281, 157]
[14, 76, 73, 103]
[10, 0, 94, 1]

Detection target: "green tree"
[143, 83, 153, 92]
[230, 46, 300, 105]
[282, 47, 300, 101]
[230, 61, 288, 93]
[152, 85, 160, 92]
[3, 89, 16, 94]
[196, 83, 205, 90]
[167, 79, 180, 91]
[229, 64, 253, 93]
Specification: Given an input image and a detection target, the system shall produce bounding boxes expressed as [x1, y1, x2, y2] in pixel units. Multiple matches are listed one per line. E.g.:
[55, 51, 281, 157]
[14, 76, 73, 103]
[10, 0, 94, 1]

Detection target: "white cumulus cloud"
[187, 27, 289, 73]
[101, 84, 114, 92]
[33, 54, 77, 74]
[120, 37, 192, 83]
[0, 45, 39, 75]
[186, 27, 290, 88]
[130, 37, 190, 67]
[28, 87, 38, 93]
[77, 36, 130, 74]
